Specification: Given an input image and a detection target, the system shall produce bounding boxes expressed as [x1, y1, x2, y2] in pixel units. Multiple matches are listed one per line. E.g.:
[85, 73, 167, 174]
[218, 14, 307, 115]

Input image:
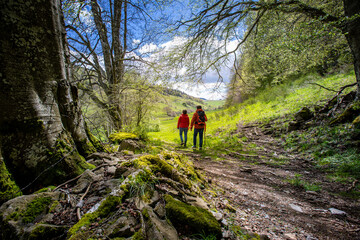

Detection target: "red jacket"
[191, 109, 207, 130]
[177, 114, 189, 128]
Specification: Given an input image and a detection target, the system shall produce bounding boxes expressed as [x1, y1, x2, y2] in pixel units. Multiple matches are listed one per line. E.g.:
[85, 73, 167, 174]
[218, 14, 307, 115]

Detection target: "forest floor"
[173, 123, 360, 240]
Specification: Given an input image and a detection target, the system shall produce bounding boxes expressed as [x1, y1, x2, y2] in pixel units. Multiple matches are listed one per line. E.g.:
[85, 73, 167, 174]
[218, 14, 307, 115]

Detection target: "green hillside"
[152, 89, 224, 119]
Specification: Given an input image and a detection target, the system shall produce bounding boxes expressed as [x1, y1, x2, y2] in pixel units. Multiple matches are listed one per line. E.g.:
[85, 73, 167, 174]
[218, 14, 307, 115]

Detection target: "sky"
[137, 36, 239, 100]
[64, 1, 243, 100]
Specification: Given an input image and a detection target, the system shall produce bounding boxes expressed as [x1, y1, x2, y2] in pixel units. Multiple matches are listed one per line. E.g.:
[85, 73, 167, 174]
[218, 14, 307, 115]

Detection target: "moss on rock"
[135, 154, 190, 188]
[330, 102, 360, 125]
[34, 186, 56, 194]
[164, 195, 221, 238]
[132, 229, 146, 240]
[28, 224, 68, 240]
[68, 195, 124, 239]
[161, 151, 203, 182]
[0, 157, 21, 204]
[109, 132, 138, 144]
[22, 196, 53, 223]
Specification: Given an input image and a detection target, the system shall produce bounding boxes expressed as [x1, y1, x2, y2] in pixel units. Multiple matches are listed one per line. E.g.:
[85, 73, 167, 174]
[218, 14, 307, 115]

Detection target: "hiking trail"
[174, 123, 360, 240]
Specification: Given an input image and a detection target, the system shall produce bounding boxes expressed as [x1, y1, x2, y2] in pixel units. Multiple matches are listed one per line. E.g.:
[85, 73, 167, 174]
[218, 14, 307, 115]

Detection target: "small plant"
[192, 231, 217, 240]
[287, 174, 321, 191]
[128, 171, 157, 200]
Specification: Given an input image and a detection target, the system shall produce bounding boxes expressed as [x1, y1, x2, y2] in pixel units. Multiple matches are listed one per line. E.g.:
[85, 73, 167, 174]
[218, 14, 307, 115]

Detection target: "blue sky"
[64, 0, 243, 100]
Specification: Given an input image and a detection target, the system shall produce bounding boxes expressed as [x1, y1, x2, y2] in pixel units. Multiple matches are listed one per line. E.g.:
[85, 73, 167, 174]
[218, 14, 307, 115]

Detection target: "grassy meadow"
[149, 71, 356, 145]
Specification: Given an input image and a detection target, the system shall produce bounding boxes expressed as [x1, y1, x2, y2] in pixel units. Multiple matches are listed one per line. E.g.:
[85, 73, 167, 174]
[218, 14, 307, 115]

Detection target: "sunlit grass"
[149, 71, 356, 151]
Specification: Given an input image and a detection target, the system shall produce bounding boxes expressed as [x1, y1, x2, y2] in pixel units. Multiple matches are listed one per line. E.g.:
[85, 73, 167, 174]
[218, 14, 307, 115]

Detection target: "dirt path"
[178, 124, 360, 240]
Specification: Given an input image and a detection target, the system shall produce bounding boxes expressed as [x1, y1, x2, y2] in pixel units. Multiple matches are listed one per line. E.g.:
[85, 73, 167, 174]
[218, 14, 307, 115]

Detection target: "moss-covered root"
[0, 157, 21, 205]
[330, 101, 360, 125]
[164, 195, 222, 239]
[85, 124, 106, 152]
[136, 155, 190, 188]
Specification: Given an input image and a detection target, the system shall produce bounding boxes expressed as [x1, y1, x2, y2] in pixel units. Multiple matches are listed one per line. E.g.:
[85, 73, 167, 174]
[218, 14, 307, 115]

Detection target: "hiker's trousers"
[193, 128, 204, 148]
[179, 128, 188, 143]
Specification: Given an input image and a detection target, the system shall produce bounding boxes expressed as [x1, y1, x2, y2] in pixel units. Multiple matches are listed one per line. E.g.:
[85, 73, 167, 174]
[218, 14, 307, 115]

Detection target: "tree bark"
[0, 0, 95, 193]
[343, 0, 360, 99]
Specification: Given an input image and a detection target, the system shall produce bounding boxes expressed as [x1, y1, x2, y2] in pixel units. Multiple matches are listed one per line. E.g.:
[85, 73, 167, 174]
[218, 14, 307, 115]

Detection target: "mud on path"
[178, 124, 360, 240]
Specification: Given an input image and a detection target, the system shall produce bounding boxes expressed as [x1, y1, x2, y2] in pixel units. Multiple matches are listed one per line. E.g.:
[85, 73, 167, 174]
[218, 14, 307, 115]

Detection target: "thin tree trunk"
[343, 0, 360, 100]
[0, 0, 95, 193]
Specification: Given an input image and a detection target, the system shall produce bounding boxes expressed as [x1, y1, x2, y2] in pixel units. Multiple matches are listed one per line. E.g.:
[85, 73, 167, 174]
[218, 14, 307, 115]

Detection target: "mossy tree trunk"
[0, 0, 96, 193]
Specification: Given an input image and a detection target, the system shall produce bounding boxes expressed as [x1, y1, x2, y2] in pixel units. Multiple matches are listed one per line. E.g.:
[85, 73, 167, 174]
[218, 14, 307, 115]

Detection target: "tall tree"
[176, 0, 360, 99]
[226, 7, 351, 104]
[0, 0, 96, 193]
[63, 0, 164, 132]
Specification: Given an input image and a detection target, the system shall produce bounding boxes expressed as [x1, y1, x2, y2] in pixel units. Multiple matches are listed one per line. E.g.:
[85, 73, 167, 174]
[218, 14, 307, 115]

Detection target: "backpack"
[197, 110, 206, 125]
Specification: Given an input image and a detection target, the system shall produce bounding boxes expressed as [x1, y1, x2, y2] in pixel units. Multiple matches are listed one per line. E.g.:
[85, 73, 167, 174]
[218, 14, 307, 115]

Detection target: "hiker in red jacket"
[190, 105, 207, 150]
[177, 109, 190, 147]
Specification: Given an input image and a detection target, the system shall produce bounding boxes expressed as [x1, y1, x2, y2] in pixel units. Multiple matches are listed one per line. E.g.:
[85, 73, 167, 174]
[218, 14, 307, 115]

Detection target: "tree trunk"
[343, 0, 360, 99]
[0, 0, 96, 193]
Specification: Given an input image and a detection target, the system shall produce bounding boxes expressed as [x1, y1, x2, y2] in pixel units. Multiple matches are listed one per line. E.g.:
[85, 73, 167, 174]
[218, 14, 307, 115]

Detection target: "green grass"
[149, 71, 356, 149]
[286, 174, 322, 191]
[283, 123, 360, 181]
[148, 71, 360, 190]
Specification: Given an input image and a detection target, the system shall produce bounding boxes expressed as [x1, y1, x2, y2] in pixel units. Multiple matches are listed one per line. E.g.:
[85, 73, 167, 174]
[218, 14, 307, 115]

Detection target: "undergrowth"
[283, 124, 360, 181]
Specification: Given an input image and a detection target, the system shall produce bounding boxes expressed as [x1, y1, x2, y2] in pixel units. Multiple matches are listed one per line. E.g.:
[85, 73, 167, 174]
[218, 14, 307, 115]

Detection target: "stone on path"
[329, 208, 347, 216]
[289, 204, 303, 213]
[284, 233, 297, 240]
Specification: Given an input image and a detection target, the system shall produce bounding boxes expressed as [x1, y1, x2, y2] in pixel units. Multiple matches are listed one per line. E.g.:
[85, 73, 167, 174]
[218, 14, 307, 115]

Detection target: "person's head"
[196, 105, 202, 110]
[182, 109, 187, 114]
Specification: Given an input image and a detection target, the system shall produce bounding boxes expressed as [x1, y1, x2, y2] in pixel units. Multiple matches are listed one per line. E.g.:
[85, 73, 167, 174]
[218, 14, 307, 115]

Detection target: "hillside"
[152, 88, 224, 119]
[147, 71, 360, 239]
[81, 86, 224, 140]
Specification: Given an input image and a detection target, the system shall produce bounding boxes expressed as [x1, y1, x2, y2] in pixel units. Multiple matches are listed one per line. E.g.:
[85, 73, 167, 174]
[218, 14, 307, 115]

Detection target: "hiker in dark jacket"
[177, 109, 190, 147]
[190, 105, 207, 150]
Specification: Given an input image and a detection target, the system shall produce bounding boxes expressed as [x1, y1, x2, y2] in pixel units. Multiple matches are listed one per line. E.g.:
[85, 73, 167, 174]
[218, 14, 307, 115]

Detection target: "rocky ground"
[2, 105, 360, 239]
[179, 122, 360, 240]
[0, 149, 224, 240]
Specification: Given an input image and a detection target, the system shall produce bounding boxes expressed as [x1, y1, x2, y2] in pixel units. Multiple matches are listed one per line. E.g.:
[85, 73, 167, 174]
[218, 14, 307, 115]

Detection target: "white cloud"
[133, 39, 141, 45]
[139, 43, 159, 54]
[130, 36, 240, 99]
[173, 82, 227, 100]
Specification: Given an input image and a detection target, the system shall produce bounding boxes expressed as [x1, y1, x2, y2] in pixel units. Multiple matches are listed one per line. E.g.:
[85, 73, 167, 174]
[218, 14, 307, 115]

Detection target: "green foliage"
[128, 170, 156, 200]
[227, 3, 351, 104]
[192, 231, 218, 240]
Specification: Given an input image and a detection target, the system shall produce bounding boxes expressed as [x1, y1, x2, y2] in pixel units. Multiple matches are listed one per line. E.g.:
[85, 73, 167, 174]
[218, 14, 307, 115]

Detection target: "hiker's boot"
[199, 147, 202, 150]
[180, 142, 184, 146]
[184, 142, 187, 147]
[192, 146, 196, 149]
